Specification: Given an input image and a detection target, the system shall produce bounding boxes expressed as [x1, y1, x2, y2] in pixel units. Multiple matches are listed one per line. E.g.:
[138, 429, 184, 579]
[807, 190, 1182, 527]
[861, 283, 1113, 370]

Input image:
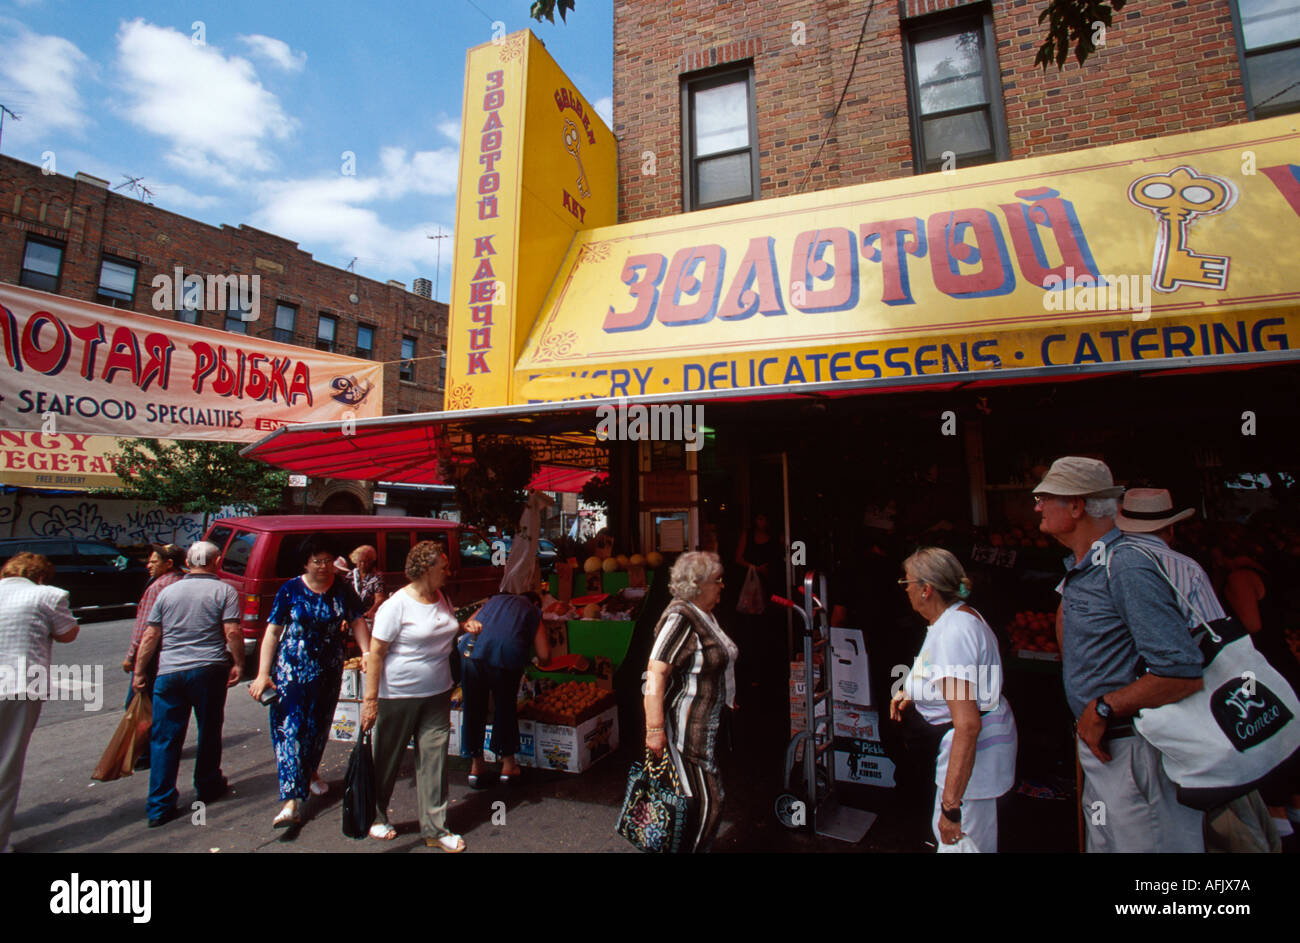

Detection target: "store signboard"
[0, 284, 384, 442]
[444, 30, 617, 412]
[0, 432, 124, 489]
[515, 116, 1300, 402]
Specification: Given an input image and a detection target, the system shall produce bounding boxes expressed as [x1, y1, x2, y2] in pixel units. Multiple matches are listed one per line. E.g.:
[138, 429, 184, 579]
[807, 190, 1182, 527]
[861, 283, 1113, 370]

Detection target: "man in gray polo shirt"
[1035, 457, 1205, 852]
[132, 541, 241, 827]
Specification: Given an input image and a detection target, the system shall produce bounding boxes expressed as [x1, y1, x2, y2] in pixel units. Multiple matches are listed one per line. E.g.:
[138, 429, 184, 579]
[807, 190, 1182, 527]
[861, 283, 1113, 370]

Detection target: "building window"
[272, 303, 297, 344]
[357, 323, 375, 359]
[97, 257, 138, 306]
[19, 237, 64, 293]
[224, 297, 251, 334]
[904, 11, 1009, 174]
[316, 314, 337, 352]
[400, 336, 416, 381]
[681, 67, 759, 211]
[1232, 0, 1300, 118]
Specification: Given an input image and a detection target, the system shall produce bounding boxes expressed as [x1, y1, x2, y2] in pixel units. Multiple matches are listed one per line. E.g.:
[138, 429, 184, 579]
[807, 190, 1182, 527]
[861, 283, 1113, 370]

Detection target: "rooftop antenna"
[0, 104, 21, 152]
[114, 174, 155, 204]
[426, 226, 450, 302]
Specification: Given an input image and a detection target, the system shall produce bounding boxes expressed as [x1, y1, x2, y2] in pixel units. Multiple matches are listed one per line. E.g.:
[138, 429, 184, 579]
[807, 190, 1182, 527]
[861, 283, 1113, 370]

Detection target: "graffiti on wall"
[3, 496, 253, 545]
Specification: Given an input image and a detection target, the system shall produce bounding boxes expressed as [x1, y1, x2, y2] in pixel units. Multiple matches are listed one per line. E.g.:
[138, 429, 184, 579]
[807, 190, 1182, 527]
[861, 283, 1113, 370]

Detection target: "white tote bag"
[1107, 544, 1300, 810]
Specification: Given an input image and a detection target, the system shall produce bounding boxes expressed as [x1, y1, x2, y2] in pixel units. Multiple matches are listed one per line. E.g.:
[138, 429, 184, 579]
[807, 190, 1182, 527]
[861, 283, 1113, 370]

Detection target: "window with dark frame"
[97, 257, 138, 306]
[903, 10, 1010, 174]
[357, 323, 376, 359]
[19, 237, 64, 293]
[682, 66, 759, 211]
[400, 336, 416, 381]
[273, 303, 297, 344]
[174, 274, 205, 323]
[224, 296, 251, 334]
[316, 313, 337, 352]
[1232, 0, 1300, 118]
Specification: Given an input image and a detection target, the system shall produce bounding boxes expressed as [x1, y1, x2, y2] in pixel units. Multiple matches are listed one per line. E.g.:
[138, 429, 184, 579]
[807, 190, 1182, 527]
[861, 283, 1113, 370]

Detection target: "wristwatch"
[1095, 695, 1114, 726]
[942, 804, 962, 823]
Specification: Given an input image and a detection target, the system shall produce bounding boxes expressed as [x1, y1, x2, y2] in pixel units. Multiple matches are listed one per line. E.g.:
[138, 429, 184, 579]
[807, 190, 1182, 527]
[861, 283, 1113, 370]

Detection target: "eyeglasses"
[897, 579, 922, 586]
[1033, 495, 1070, 508]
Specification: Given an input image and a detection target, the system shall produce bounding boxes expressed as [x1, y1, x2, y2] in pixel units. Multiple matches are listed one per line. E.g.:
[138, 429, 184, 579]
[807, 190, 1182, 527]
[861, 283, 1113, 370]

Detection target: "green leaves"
[104, 439, 288, 524]
[530, 0, 576, 25]
[1035, 0, 1127, 70]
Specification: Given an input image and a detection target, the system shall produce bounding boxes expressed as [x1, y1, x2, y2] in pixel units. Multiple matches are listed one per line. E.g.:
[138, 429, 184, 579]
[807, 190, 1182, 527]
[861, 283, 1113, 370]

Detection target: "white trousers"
[1078, 732, 1205, 853]
[932, 791, 999, 852]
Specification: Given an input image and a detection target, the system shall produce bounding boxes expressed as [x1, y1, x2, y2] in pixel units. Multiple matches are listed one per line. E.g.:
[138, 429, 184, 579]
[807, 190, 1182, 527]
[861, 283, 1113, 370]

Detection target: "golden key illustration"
[1128, 165, 1237, 293]
[563, 118, 591, 199]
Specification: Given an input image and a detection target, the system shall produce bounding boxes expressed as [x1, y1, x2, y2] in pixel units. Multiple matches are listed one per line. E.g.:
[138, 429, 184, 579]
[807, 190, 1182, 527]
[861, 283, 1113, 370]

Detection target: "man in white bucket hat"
[1034, 458, 1206, 852]
[1117, 489, 1281, 852]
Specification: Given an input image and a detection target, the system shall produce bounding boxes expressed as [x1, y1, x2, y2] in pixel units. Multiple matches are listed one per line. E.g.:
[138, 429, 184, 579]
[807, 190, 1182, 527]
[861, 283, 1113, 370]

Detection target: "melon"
[629, 553, 646, 567]
[582, 603, 600, 619]
[646, 551, 664, 568]
[583, 556, 603, 574]
[602, 557, 620, 573]
[615, 554, 630, 569]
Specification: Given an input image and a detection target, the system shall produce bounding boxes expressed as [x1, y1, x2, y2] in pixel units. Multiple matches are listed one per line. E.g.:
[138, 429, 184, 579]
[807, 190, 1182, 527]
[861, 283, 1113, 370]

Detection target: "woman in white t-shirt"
[889, 547, 1017, 852]
[360, 541, 465, 852]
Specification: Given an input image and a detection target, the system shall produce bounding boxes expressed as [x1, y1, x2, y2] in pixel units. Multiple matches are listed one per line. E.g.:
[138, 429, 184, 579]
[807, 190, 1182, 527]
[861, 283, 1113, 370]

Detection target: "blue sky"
[0, 0, 613, 300]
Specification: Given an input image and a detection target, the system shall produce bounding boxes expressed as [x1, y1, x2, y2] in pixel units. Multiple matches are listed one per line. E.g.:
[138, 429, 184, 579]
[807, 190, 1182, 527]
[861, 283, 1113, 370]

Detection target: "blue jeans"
[148, 663, 228, 822]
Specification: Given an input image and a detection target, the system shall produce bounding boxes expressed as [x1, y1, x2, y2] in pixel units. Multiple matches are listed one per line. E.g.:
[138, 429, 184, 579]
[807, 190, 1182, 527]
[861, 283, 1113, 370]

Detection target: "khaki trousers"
[372, 691, 453, 840]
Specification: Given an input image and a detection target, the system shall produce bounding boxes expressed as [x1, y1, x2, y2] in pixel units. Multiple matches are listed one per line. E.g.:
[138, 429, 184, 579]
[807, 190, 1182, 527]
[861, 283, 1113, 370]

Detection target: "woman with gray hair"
[644, 551, 738, 852]
[890, 547, 1017, 852]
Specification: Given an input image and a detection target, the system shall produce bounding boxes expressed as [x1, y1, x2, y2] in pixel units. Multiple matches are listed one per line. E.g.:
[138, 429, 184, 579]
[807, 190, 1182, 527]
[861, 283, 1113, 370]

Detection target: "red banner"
[0, 284, 384, 442]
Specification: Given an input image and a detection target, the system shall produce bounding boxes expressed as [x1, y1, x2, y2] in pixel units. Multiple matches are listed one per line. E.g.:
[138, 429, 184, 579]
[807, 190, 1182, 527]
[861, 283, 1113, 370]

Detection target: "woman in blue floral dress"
[249, 536, 367, 828]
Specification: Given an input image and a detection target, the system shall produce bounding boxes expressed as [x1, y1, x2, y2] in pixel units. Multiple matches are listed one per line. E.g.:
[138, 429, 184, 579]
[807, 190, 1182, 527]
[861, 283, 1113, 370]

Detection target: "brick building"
[1, 154, 450, 511]
[613, 0, 1296, 221]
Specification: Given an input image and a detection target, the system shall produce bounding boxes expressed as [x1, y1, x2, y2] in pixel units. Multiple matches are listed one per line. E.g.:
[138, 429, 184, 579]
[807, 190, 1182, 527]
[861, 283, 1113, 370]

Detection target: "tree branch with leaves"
[103, 439, 289, 530]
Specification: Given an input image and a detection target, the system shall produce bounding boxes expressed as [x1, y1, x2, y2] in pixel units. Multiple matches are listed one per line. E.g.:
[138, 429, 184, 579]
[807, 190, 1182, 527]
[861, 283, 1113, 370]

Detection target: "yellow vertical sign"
[445, 30, 617, 411]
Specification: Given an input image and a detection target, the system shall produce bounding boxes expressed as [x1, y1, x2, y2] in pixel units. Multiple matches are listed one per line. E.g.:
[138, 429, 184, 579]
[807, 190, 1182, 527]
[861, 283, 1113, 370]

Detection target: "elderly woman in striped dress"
[643, 551, 738, 853]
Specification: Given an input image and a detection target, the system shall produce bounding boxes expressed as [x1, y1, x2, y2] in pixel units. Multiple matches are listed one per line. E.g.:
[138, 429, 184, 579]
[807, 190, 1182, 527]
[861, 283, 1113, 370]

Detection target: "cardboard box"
[789, 696, 827, 731]
[449, 711, 536, 767]
[330, 701, 360, 743]
[832, 703, 880, 742]
[339, 669, 362, 700]
[833, 738, 897, 787]
[830, 627, 872, 707]
[533, 706, 619, 773]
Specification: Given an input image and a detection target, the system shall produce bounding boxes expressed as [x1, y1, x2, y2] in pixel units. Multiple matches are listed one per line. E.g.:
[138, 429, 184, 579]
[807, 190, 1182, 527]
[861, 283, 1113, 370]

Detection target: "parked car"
[201, 515, 505, 661]
[496, 535, 559, 570]
[0, 537, 150, 617]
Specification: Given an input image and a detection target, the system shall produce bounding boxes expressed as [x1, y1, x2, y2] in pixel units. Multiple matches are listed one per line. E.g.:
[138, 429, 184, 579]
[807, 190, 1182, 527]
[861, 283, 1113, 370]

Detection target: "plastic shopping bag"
[341, 732, 377, 838]
[736, 565, 765, 615]
[937, 835, 981, 853]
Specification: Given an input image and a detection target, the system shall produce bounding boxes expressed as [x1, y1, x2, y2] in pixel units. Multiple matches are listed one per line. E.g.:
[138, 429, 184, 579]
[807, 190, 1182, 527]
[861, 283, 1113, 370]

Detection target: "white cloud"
[436, 119, 461, 145]
[239, 34, 307, 73]
[113, 19, 295, 183]
[250, 147, 459, 274]
[593, 96, 612, 128]
[0, 25, 91, 141]
[149, 180, 221, 211]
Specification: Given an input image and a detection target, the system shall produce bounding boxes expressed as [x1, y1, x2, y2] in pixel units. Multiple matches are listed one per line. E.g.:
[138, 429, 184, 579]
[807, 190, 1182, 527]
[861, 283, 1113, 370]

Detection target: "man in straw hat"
[1034, 458, 1206, 852]
[1116, 489, 1282, 853]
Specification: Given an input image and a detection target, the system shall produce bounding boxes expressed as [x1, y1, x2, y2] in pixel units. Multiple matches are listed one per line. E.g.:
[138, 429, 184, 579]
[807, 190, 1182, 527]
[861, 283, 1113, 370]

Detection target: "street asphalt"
[12, 614, 885, 854]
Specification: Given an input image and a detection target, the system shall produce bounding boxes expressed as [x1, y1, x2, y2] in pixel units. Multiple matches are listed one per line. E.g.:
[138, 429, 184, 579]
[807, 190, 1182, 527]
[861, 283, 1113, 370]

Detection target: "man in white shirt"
[0, 553, 79, 853]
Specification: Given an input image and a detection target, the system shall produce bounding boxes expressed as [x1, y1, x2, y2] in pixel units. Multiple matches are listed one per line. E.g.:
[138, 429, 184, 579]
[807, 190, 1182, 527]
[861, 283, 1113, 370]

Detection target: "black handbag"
[615, 750, 692, 853]
[341, 731, 376, 839]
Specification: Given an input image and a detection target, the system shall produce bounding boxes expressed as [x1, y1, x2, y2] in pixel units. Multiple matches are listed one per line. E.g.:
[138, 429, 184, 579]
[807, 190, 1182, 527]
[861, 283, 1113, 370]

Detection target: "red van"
[201, 515, 504, 658]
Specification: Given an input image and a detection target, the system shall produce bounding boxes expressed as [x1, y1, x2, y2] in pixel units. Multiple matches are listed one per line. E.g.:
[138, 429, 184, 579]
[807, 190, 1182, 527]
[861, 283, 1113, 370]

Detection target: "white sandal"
[368, 823, 397, 841]
[425, 832, 465, 853]
[273, 801, 302, 829]
[310, 776, 329, 797]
